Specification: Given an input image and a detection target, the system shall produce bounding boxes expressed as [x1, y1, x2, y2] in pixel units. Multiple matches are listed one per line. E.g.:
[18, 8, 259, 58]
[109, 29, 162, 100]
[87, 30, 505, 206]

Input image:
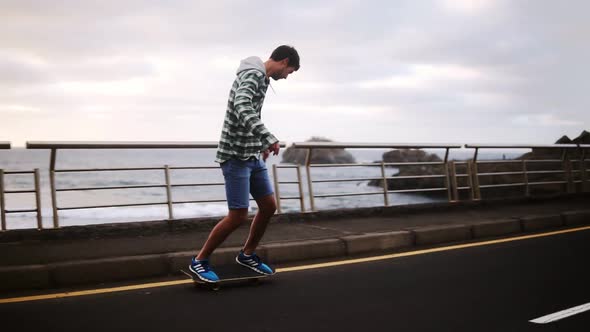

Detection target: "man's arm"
[233, 71, 279, 151]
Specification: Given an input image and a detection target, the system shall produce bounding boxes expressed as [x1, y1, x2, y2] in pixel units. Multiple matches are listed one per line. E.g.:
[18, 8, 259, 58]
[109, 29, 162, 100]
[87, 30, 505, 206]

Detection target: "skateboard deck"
[181, 263, 274, 290]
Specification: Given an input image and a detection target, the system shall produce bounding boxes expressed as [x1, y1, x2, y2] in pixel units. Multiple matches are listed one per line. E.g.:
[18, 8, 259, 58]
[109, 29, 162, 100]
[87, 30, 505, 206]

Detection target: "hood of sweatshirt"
[236, 56, 267, 76]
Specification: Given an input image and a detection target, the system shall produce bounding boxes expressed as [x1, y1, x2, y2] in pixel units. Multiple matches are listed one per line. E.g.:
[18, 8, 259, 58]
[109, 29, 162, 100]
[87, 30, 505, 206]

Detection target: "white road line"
[530, 302, 590, 324]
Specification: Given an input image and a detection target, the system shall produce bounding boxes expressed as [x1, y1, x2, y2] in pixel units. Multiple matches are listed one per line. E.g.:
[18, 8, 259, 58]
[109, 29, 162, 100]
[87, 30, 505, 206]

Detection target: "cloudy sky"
[1, 0, 589, 147]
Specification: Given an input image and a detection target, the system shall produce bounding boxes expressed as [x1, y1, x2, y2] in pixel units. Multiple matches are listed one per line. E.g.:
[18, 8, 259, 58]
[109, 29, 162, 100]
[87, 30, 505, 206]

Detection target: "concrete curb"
[471, 219, 522, 238]
[0, 265, 51, 291]
[519, 215, 564, 232]
[561, 210, 590, 226]
[1, 210, 590, 292]
[50, 254, 169, 287]
[410, 224, 472, 246]
[263, 239, 346, 264]
[341, 231, 413, 255]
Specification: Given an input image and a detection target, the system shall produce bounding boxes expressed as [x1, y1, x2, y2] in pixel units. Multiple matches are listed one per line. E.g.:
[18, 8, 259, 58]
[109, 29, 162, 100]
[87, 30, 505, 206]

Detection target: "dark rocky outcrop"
[574, 130, 590, 144]
[367, 149, 445, 192]
[281, 137, 356, 164]
[520, 130, 589, 160]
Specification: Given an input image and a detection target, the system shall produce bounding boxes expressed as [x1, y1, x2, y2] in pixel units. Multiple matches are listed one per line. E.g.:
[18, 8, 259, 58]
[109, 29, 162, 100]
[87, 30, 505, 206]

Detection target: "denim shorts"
[220, 157, 274, 209]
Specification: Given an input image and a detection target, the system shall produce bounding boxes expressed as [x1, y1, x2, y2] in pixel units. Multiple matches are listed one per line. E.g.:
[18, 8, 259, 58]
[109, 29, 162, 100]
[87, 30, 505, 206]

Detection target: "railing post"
[562, 149, 574, 194]
[34, 168, 43, 229]
[296, 165, 306, 212]
[305, 149, 316, 212]
[449, 161, 459, 202]
[272, 164, 282, 214]
[49, 148, 59, 228]
[443, 162, 452, 202]
[164, 165, 174, 221]
[471, 161, 481, 200]
[581, 149, 588, 192]
[466, 161, 475, 201]
[564, 160, 574, 194]
[380, 161, 389, 206]
[443, 148, 452, 202]
[522, 160, 530, 197]
[0, 169, 6, 231]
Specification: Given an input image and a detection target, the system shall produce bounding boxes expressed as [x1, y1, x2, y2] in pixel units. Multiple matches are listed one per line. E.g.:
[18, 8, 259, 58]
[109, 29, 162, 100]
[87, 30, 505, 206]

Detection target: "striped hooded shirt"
[215, 56, 279, 163]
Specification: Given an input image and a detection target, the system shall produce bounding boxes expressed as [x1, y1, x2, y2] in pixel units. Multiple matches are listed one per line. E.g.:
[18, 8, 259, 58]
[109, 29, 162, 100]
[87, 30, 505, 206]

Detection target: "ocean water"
[0, 147, 525, 230]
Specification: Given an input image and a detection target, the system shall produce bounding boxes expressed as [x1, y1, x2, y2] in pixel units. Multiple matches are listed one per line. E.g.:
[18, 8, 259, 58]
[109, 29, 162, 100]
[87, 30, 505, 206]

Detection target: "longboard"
[181, 264, 274, 290]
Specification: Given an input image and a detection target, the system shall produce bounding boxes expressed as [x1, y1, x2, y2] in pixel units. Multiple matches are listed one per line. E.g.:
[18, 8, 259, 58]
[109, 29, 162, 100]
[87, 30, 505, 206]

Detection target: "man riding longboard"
[187, 45, 300, 283]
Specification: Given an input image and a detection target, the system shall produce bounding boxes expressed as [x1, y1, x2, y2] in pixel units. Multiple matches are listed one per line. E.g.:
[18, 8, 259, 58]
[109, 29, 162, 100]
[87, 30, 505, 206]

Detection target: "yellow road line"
[0, 279, 193, 304]
[1, 225, 589, 304]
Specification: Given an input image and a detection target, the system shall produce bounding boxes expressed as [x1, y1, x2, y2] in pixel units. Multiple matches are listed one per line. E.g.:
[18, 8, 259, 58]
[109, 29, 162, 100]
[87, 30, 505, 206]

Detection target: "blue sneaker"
[236, 250, 275, 275]
[188, 257, 219, 283]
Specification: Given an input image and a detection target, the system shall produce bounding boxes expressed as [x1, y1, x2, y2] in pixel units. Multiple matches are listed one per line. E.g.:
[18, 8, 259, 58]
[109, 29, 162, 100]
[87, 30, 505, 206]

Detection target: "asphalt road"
[1, 228, 589, 332]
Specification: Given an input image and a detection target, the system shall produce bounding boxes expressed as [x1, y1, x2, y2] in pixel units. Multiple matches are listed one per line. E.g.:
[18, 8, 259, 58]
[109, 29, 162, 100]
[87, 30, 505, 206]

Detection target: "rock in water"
[368, 149, 445, 192]
[281, 137, 356, 164]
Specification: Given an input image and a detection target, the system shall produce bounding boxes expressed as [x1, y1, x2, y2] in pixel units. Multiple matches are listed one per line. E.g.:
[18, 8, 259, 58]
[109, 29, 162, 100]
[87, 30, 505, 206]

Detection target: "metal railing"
[0, 141, 588, 230]
[24, 141, 287, 228]
[0, 169, 43, 231]
[448, 160, 477, 201]
[1, 142, 44, 230]
[292, 143, 463, 211]
[0, 143, 13, 230]
[465, 144, 589, 199]
[272, 164, 305, 214]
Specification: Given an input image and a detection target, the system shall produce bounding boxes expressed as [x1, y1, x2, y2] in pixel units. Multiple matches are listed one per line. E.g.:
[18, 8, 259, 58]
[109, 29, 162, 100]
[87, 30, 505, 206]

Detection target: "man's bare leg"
[243, 194, 277, 255]
[196, 208, 249, 260]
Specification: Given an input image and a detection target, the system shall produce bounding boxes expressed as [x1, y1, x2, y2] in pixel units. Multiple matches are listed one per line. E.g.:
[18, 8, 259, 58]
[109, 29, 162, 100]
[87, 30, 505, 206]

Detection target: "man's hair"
[270, 45, 300, 71]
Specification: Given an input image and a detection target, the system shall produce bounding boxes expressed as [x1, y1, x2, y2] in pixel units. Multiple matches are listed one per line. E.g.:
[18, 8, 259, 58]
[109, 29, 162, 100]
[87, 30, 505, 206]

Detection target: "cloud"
[54, 79, 149, 96]
[0, 54, 52, 86]
[439, 0, 497, 14]
[358, 64, 483, 90]
[0, 0, 589, 147]
[512, 114, 582, 127]
[0, 105, 43, 114]
[270, 103, 394, 115]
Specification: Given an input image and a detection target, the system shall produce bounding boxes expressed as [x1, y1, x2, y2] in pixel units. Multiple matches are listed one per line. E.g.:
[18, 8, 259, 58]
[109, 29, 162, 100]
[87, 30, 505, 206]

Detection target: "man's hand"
[268, 142, 280, 156]
[262, 142, 280, 162]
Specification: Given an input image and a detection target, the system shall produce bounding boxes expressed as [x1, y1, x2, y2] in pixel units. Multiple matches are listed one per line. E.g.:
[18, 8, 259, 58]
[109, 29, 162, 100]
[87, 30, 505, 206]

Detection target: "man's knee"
[227, 209, 249, 224]
[258, 198, 277, 215]
[265, 202, 277, 214]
